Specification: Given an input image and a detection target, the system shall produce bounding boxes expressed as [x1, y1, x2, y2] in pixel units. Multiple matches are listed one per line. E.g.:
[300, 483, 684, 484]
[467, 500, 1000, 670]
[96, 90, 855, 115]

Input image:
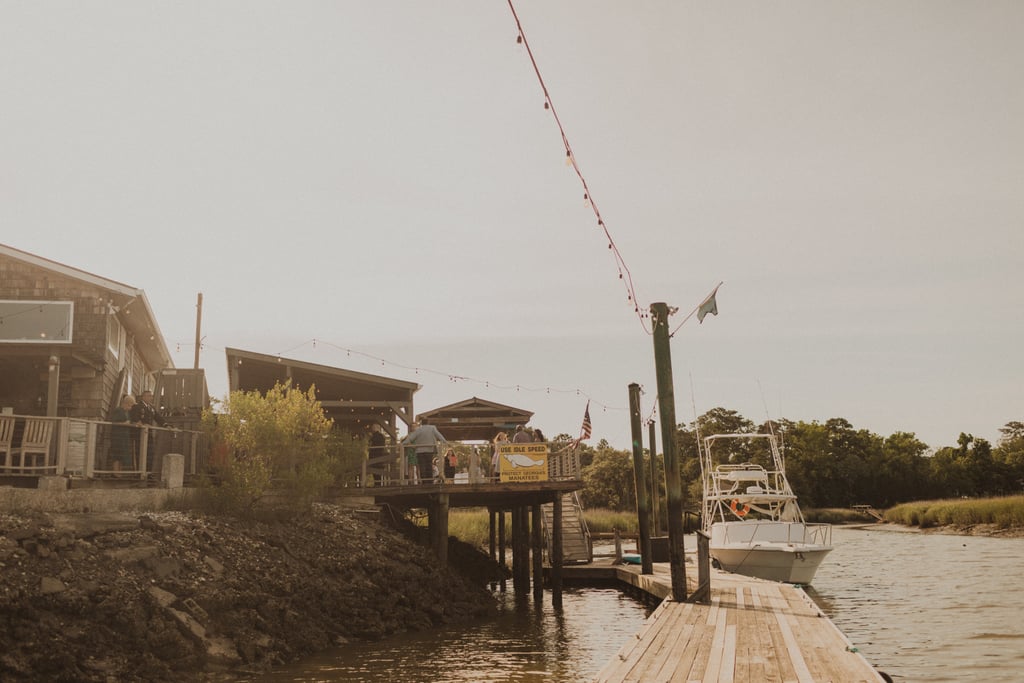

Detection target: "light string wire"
[506, 0, 650, 334]
[171, 336, 627, 415]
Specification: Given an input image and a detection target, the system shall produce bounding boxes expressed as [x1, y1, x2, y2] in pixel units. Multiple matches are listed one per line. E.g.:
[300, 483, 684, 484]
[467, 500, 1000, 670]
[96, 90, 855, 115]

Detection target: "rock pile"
[0, 504, 501, 681]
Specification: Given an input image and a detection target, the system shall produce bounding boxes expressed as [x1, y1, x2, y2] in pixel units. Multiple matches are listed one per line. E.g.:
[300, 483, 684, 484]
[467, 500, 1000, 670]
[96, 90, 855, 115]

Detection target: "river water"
[258, 528, 1024, 682]
[807, 525, 1024, 683]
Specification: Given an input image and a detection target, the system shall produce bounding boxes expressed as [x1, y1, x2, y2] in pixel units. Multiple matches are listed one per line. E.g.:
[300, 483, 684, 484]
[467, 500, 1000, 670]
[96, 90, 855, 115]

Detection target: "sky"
[2, 1, 1022, 452]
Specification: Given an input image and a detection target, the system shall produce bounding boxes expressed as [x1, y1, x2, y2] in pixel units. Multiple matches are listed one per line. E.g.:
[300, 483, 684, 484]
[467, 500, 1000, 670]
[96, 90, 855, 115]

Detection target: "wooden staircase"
[542, 491, 593, 564]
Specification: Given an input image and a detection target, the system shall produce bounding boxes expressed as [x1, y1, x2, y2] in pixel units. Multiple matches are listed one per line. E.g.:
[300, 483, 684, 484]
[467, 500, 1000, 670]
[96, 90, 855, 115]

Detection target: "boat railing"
[711, 466, 789, 497]
[715, 520, 831, 547]
[804, 522, 832, 547]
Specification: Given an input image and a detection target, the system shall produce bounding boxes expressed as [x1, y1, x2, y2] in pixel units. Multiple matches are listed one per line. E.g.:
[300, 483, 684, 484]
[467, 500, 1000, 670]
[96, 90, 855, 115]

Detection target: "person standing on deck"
[108, 394, 136, 473]
[367, 423, 387, 486]
[402, 421, 446, 484]
[512, 425, 534, 443]
[491, 431, 509, 481]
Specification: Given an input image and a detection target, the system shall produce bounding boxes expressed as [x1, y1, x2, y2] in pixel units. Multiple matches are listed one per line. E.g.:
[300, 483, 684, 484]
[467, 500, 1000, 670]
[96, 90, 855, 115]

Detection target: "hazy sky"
[2, 2, 1021, 451]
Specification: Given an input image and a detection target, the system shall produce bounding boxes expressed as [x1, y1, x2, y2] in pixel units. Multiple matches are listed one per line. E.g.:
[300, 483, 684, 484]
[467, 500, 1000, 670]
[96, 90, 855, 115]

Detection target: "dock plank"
[590, 562, 884, 683]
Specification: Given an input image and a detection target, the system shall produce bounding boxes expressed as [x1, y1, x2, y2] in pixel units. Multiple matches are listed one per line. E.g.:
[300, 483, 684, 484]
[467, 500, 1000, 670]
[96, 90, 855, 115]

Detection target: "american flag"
[580, 401, 592, 441]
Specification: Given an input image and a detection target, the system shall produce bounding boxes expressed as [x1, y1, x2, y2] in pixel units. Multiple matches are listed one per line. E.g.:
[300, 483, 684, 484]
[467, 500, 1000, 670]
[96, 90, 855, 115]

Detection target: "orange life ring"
[730, 499, 750, 517]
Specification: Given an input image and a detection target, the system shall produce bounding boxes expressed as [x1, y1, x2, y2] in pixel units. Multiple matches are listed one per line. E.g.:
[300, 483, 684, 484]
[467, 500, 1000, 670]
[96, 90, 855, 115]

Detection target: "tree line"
[573, 407, 1024, 512]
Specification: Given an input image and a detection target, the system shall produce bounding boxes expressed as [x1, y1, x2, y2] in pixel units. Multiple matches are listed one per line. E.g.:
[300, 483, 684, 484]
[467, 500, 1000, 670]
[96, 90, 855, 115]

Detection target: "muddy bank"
[0, 504, 504, 682]
[842, 521, 1024, 538]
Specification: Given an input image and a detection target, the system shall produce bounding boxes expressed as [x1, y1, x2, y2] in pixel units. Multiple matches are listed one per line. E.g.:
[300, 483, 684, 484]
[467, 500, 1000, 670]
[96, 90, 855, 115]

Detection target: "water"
[260, 529, 1024, 682]
[807, 525, 1024, 683]
[256, 585, 653, 683]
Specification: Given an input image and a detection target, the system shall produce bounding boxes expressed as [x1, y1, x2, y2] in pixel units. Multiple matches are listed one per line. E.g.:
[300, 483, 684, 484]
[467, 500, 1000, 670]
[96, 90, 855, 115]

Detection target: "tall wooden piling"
[628, 383, 653, 575]
[651, 301, 687, 601]
[531, 503, 543, 602]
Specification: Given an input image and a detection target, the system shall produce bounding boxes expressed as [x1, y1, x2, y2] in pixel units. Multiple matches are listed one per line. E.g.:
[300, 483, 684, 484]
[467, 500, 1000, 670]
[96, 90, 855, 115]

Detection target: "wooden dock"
[590, 562, 886, 683]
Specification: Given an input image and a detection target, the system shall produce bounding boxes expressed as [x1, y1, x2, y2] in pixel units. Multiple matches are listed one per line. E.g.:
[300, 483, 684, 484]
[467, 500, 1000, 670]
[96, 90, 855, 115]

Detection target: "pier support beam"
[428, 494, 449, 565]
[498, 508, 507, 592]
[531, 503, 543, 603]
[552, 494, 563, 608]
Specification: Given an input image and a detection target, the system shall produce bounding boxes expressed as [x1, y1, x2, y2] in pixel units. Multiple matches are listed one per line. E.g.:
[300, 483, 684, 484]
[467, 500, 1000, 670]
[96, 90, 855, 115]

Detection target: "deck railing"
[358, 440, 584, 489]
[0, 413, 210, 481]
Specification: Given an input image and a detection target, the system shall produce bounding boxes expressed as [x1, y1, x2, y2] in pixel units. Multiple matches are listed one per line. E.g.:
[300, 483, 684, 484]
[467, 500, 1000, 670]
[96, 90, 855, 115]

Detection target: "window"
[0, 300, 74, 343]
[107, 314, 126, 359]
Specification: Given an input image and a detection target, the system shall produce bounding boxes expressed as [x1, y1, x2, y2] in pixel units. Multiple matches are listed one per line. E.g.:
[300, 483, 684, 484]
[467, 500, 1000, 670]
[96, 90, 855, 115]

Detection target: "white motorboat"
[700, 433, 832, 585]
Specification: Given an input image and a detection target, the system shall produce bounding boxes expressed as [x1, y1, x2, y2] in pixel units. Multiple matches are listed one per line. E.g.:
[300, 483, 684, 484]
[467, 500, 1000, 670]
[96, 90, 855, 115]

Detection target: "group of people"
[108, 390, 167, 472]
[489, 424, 545, 479]
[366, 420, 546, 486]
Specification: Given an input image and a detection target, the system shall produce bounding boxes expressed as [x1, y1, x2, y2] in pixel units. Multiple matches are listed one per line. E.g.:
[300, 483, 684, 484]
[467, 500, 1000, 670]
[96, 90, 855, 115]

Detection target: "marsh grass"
[804, 508, 877, 524]
[885, 495, 1024, 529]
[446, 507, 641, 548]
[449, 506, 861, 546]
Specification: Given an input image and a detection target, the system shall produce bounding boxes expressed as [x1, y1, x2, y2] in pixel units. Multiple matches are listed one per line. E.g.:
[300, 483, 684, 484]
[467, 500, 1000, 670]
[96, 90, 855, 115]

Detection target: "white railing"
[0, 413, 208, 480]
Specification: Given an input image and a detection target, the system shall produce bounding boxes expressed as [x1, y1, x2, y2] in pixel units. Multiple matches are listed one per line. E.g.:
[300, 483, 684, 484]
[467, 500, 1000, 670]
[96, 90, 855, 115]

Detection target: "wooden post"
[689, 530, 712, 604]
[552, 494, 563, 608]
[519, 506, 531, 590]
[498, 509, 507, 592]
[531, 503, 543, 602]
[629, 383, 653, 575]
[46, 354, 60, 417]
[649, 419, 661, 536]
[139, 426, 149, 481]
[432, 494, 449, 565]
[613, 528, 622, 564]
[489, 509, 497, 561]
[651, 301, 687, 601]
[511, 507, 523, 594]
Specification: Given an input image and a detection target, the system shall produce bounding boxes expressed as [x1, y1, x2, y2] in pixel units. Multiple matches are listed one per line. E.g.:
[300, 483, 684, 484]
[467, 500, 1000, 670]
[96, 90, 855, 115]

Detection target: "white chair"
[11, 418, 55, 473]
[0, 416, 14, 471]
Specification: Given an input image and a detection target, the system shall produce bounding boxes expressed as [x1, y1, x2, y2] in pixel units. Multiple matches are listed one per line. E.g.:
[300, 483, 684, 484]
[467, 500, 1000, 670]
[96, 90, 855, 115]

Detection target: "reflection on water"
[257, 586, 652, 683]
[259, 528, 1024, 682]
[807, 526, 1024, 683]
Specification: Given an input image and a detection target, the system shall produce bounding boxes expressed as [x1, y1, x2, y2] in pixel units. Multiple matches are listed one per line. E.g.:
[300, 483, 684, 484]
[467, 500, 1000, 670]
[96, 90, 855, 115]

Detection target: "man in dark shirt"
[130, 390, 167, 427]
[402, 421, 447, 484]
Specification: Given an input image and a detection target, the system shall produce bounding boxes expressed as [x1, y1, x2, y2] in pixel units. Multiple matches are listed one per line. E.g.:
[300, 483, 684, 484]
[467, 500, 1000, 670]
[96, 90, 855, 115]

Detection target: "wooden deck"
[592, 562, 885, 683]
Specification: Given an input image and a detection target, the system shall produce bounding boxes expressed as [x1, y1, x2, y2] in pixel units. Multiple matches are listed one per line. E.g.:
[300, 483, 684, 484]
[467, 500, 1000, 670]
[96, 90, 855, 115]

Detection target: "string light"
[507, 0, 649, 335]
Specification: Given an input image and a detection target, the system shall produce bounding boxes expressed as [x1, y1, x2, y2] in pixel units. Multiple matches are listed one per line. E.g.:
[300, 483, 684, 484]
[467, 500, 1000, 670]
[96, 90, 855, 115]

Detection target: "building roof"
[416, 396, 533, 442]
[225, 347, 421, 430]
[0, 243, 173, 370]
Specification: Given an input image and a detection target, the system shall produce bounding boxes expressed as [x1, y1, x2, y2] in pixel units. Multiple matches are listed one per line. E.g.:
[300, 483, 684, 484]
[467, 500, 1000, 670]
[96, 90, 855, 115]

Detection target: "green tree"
[581, 444, 635, 511]
[994, 421, 1024, 493]
[202, 381, 334, 513]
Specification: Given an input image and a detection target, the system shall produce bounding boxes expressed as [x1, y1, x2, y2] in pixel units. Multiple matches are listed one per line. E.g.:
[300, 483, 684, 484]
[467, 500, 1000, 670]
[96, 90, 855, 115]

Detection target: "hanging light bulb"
[565, 150, 573, 166]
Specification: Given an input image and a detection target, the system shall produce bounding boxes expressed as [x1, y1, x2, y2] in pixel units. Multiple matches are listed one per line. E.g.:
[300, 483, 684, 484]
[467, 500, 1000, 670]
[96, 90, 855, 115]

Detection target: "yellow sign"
[498, 443, 549, 483]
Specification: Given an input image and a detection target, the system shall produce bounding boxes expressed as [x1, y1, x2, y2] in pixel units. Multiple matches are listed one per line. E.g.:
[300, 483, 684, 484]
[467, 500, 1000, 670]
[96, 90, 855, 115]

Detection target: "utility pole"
[629, 383, 652, 575]
[651, 302, 687, 601]
[193, 292, 203, 369]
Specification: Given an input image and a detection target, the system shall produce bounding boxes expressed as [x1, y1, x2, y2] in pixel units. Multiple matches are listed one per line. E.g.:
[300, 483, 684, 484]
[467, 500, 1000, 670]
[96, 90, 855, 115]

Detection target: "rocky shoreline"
[0, 504, 505, 682]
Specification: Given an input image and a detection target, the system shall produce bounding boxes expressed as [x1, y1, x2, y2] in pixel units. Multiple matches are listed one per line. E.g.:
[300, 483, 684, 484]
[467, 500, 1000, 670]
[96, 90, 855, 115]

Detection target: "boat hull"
[711, 544, 831, 584]
[708, 521, 832, 584]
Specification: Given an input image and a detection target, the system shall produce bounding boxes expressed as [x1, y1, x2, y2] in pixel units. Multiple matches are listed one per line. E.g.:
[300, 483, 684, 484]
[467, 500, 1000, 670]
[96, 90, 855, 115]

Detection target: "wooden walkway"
[592, 563, 885, 683]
